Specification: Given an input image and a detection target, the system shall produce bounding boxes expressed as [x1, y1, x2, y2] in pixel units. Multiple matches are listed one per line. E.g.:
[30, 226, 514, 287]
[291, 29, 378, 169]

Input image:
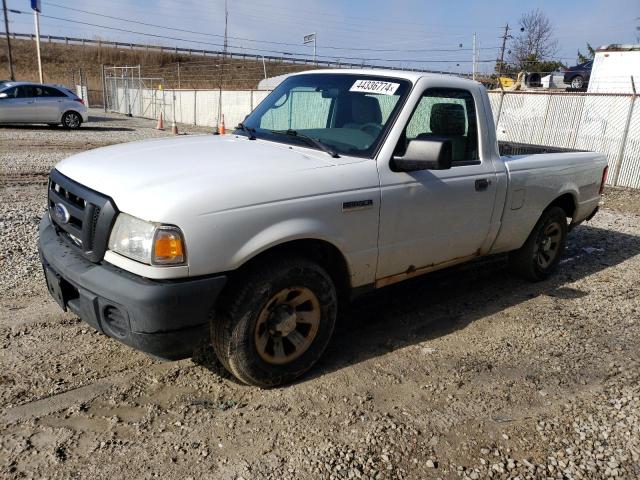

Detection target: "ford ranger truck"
[39, 70, 608, 387]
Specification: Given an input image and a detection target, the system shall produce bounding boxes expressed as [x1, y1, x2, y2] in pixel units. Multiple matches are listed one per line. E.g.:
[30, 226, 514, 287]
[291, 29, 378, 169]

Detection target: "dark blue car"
[564, 61, 592, 90]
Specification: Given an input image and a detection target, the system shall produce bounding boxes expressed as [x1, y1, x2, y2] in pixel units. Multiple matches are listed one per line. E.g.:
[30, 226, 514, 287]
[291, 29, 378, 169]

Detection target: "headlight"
[108, 213, 186, 266]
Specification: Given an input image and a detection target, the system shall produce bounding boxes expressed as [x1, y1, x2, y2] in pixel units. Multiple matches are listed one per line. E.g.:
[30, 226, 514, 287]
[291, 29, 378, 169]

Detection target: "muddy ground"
[1, 112, 639, 479]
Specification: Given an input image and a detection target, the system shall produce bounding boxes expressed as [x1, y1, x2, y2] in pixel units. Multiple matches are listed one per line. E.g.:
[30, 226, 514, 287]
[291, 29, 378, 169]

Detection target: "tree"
[508, 9, 559, 71]
[517, 54, 565, 73]
[577, 43, 596, 64]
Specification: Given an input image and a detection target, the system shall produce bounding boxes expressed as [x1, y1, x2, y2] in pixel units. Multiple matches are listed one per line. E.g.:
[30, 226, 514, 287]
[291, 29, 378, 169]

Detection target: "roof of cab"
[294, 68, 479, 86]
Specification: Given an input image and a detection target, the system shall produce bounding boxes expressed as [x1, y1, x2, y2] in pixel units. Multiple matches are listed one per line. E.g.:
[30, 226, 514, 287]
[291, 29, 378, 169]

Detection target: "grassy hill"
[0, 38, 316, 105]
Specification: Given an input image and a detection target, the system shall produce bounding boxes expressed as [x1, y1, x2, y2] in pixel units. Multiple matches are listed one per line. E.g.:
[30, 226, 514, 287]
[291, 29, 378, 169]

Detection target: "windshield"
[240, 73, 412, 158]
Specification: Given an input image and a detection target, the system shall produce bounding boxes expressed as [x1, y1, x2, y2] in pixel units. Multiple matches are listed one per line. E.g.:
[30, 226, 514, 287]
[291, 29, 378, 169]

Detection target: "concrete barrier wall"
[111, 87, 272, 129]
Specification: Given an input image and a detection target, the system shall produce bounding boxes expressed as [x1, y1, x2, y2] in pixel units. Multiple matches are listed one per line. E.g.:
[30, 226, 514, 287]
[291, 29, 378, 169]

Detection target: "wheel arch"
[228, 238, 353, 306]
[546, 192, 577, 220]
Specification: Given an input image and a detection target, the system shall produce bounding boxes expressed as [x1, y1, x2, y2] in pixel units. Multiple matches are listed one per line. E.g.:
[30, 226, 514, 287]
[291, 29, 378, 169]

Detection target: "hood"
[55, 134, 347, 220]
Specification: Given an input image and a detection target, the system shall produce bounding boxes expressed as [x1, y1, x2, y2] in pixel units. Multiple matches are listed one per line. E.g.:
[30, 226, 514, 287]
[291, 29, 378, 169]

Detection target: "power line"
[7, 10, 498, 64]
[42, 2, 500, 54]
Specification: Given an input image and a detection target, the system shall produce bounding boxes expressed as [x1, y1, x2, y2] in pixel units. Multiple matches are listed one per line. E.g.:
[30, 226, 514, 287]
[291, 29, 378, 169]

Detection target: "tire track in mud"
[1, 362, 179, 423]
[1, 172, 50, 187]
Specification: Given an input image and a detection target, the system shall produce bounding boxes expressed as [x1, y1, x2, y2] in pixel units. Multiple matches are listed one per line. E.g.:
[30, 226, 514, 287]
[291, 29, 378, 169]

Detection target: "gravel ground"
[1, 111, 639, 479]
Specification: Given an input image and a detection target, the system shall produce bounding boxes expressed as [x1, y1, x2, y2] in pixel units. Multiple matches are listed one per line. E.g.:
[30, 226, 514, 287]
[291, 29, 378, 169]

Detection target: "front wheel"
[508, 206, 568, 281]
[211, 256, 337, 388]
[61, 111, 82, 129]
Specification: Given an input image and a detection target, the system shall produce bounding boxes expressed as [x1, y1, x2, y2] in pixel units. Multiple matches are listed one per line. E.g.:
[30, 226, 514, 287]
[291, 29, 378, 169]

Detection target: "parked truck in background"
[38, 69, 608, 387]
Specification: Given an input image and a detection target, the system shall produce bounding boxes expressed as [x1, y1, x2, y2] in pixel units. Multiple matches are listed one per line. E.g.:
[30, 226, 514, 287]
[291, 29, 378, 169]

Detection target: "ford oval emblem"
[53, 203, 70, 224]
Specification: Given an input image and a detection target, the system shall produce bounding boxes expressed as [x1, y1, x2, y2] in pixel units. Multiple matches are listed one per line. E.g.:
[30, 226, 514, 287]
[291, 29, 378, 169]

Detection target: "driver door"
[376, 86, 498, 282]
[0, 85, 39, 123]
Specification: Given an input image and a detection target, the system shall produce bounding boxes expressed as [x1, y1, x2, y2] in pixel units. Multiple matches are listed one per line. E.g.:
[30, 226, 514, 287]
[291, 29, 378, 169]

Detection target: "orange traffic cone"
[156, 112, 164, 130]
[219, 114, 226, 135]
[171, 121, 178, 135]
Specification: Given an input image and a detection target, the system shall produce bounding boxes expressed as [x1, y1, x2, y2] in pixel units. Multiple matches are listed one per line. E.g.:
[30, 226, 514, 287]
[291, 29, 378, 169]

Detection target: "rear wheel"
[61, 111, 82, 129]
[211, 256, 337, 388]
[570, 75, 585, 89]
[509, 206, 568, 281]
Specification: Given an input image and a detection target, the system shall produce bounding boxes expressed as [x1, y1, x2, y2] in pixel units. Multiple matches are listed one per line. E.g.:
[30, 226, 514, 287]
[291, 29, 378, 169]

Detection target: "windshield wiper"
[270, 129, 340, 158]
[236, 122, 256, 140]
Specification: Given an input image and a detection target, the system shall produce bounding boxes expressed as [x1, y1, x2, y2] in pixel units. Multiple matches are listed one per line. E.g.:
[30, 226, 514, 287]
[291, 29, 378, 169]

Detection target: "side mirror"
[391, 138, 453, 172]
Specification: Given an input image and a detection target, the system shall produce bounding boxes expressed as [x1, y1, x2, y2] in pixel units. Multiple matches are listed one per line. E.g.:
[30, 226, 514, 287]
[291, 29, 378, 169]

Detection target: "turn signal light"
[152, 228, 185, 265]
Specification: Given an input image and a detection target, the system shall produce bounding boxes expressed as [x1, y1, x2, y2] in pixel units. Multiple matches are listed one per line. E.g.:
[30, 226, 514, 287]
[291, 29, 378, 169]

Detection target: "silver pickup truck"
[38, 69, 608, 387]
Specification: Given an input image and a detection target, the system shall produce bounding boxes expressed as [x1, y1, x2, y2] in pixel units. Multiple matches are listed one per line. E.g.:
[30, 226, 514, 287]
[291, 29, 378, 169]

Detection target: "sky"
[4, 0, 639, 74]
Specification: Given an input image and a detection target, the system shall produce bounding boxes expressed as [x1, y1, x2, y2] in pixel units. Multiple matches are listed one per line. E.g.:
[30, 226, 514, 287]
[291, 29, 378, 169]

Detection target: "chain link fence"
[490, 91, 640, 188]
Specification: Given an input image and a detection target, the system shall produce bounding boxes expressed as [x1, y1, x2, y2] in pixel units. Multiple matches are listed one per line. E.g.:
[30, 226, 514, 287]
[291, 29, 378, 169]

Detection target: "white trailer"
[588, 44, 640, 94]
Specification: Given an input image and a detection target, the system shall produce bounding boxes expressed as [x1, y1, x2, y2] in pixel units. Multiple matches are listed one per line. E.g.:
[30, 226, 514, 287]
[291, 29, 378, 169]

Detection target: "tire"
[61, 111, 82, 129]
[211, 256, 337, 388]
[508, 206, 568, 281]
[570, 75, 584, 89]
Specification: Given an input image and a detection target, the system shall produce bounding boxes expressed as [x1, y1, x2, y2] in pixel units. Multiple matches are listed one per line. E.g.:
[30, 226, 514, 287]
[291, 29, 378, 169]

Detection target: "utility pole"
[32, 3, 43, 83]
[217, 0, 228, 129]
[497, 23, 511, 77]
[472, 32, 477, 81]
[2, 0, 14, 80]
[223, 0, 228, 53]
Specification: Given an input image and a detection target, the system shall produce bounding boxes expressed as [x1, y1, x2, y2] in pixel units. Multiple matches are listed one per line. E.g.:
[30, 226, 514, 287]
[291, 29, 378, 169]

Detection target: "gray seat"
[343, 95, 382, 130]
[417, 103, 467, 161]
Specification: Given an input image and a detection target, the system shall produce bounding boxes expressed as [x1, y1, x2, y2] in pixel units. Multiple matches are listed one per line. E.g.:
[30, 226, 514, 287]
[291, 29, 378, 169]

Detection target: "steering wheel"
[359, 122, 383, 136]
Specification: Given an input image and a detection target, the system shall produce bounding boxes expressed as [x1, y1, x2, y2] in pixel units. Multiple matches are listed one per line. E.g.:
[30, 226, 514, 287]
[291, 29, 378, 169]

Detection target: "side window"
[1, 87, 18, 98]
[41, 86, 66, 97]
[400, 88, 479, 163]
[16, 86, 36, 98]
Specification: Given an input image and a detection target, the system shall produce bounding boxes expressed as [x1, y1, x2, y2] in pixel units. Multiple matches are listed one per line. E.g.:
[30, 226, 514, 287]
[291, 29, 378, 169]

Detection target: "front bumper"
[38, 215, 227, 359]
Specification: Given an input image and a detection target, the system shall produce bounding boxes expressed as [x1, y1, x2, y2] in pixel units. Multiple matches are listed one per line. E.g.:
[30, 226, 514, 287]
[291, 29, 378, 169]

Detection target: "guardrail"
[9, 31, 469, 76]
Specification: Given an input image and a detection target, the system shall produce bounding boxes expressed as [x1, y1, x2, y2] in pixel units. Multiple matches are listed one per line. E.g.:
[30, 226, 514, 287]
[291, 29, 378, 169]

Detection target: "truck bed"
[498, 141, 584, 156]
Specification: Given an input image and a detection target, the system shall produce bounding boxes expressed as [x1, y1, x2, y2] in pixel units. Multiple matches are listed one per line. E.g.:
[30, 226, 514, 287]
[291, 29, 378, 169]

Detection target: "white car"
[0, 81, 88, 128]
[38, 69, 607, 387]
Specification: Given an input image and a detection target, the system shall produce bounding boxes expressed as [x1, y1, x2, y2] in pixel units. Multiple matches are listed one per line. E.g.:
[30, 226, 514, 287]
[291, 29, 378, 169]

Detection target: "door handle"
[475, 178, 491, 191]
